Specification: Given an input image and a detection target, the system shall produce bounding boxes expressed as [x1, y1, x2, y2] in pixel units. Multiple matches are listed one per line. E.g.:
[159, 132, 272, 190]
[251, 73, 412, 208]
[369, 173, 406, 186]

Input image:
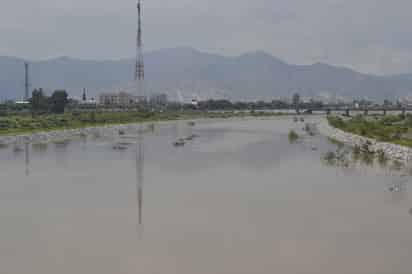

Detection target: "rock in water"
[173, 139, 185, 147]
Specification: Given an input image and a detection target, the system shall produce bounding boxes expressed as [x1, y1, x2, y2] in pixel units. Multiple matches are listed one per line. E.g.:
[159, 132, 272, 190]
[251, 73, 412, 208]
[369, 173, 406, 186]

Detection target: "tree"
[383, 99, 392, 107]
[271, 100, 288, 109]
[50, 90, 69, 113]
[31, 88, 48, 114]
[0, 103, 7, 117]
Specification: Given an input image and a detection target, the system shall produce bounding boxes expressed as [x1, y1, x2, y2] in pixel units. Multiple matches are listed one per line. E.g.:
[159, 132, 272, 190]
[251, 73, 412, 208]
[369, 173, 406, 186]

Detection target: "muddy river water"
[1, 117, 412, 274]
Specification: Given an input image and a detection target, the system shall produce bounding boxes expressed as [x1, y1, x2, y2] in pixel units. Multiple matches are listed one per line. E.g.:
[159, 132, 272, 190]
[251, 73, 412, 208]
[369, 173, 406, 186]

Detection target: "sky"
[1, 0, 412, 75]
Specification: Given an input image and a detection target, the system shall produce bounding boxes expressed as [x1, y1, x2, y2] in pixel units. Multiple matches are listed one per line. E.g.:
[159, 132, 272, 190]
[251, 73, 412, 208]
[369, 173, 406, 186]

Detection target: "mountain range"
[1, 47, 412, 102]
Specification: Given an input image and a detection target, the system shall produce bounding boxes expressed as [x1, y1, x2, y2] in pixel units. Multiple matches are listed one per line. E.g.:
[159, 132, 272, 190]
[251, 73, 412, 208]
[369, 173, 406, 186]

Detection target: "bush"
[323, 151, 337, 163]
[89, 112, 96, 123]
[328, 137, 344, 148]
[288, 130, 299, 143]
[327, 116, 345, 129]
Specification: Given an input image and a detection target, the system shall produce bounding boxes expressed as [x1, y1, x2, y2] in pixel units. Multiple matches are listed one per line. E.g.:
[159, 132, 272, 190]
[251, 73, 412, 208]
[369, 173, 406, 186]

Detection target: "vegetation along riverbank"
[0, 110, 283, 137]
[325, 114, 412, 162]
[327, 114, 412, 147]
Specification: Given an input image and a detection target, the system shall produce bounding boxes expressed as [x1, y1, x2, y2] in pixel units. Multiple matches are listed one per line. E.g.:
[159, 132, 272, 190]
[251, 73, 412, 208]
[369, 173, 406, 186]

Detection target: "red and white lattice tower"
[135, 0, 145, 101]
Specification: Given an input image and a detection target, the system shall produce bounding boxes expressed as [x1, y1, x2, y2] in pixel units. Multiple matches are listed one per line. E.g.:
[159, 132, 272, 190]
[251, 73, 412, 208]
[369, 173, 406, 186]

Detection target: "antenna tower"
[135, 0, 145, 100]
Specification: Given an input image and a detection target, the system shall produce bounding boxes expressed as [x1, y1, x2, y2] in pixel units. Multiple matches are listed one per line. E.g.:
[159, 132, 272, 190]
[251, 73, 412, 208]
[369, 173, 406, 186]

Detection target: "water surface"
[1, 117, 412, 274]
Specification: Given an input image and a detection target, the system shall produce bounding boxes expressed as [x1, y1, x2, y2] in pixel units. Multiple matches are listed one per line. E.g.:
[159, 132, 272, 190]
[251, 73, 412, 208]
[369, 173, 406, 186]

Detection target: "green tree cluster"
[30, 89, 69, 114]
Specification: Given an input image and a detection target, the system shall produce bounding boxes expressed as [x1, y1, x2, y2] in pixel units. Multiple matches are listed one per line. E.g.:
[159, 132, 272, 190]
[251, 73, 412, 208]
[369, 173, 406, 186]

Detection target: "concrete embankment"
[318, 119, 412, 162]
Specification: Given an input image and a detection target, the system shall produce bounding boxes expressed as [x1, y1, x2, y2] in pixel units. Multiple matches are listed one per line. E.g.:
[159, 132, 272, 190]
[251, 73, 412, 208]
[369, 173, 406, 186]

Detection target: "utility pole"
[24, 62, 30, 100]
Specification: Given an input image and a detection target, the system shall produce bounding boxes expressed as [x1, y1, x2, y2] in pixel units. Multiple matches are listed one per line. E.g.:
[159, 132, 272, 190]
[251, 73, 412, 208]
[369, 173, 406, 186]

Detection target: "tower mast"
[135, 0, 145, 101]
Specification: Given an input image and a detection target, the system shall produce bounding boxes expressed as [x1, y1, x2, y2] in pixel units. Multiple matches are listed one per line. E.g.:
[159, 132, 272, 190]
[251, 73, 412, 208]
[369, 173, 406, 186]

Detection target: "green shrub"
[323, 151, 337, 164]
[288, 130, 299, 143]
[327, 116, 345, 129]
[328, 137, 344, 149]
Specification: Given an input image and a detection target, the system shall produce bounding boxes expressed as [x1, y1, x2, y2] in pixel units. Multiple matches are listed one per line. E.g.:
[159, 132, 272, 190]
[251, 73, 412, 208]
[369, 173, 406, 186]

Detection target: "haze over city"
[2, 0, 412, 75]
[3, 2, 412, 274]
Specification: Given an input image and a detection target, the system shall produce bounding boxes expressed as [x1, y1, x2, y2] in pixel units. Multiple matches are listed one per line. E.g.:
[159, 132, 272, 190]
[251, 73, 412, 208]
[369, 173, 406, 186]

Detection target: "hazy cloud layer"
[2, 0, 412, 74]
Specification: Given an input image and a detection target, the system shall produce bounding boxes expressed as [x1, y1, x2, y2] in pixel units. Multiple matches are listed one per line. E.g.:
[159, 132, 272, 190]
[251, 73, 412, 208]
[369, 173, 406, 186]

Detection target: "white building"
[400, 96, 412, 107]
[15, 100, 30, 105]
[99, 92, 143, 106]
[191, 99, 199, 108]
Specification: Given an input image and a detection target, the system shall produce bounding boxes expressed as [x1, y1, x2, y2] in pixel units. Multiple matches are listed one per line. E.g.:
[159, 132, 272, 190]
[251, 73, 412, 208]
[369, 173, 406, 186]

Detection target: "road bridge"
[299, 107, 412, 116]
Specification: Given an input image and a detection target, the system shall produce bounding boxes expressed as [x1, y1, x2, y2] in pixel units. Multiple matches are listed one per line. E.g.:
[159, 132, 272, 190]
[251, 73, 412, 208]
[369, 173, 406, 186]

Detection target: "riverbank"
[0, 111, 218, 136]
[0, 111, 284, 146]
[319, 116, 412, 162]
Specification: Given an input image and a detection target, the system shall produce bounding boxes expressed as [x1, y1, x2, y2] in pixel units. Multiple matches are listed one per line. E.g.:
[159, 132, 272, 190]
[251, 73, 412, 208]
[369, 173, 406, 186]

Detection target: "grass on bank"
[327, 114, 412, 147]
[0, 110, 284, 136]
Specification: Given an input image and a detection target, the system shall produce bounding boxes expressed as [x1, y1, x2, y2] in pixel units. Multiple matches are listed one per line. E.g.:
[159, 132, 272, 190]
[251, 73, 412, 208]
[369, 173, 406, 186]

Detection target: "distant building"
[79, 98, 97, 106]
[191, 99, 199, 108]
[135, 95, 147, 104]
[15, 100, 30, 105]
[400, 96, 412, 107]
[149, 93, 168, 106]
[99, 91, 143, 106]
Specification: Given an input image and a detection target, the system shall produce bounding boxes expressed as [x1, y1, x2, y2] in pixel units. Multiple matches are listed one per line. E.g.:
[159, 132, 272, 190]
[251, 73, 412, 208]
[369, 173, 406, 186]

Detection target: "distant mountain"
[1, 47, 412, 101]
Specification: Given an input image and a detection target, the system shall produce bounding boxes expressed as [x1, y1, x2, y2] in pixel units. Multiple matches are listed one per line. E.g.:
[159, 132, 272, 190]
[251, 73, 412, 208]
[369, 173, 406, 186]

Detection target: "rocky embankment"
[318, 120, 412, 162]
[0, 124, 143, 146]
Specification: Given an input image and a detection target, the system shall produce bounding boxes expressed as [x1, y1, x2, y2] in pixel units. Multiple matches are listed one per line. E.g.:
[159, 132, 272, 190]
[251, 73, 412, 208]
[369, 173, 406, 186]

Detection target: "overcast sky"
[2, 0, 412, 75]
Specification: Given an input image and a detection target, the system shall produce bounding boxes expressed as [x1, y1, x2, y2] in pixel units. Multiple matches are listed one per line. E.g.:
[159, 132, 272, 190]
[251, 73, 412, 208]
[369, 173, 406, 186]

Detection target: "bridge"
[299, 106, 412, 116]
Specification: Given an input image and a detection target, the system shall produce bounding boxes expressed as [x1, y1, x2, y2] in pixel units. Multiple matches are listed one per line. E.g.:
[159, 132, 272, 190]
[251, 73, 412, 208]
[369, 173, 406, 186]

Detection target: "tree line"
[0, 89, 69, 116]
[192, 99, 323, 111]
[30, 89, 69, 114]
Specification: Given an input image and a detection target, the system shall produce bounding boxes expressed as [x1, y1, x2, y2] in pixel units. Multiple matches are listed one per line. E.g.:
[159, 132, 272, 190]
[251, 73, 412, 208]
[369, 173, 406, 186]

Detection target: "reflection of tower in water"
[25, 143, 30, 176]
[136, 126, 144, 232]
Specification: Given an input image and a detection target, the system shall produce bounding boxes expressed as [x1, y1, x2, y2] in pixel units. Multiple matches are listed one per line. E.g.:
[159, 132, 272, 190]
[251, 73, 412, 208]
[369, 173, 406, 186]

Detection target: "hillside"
[1, 47, 412, 101]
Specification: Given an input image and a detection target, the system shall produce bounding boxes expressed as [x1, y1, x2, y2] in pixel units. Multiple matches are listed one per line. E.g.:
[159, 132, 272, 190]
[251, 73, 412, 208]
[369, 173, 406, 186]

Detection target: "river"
[1, 117, 412, 274]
